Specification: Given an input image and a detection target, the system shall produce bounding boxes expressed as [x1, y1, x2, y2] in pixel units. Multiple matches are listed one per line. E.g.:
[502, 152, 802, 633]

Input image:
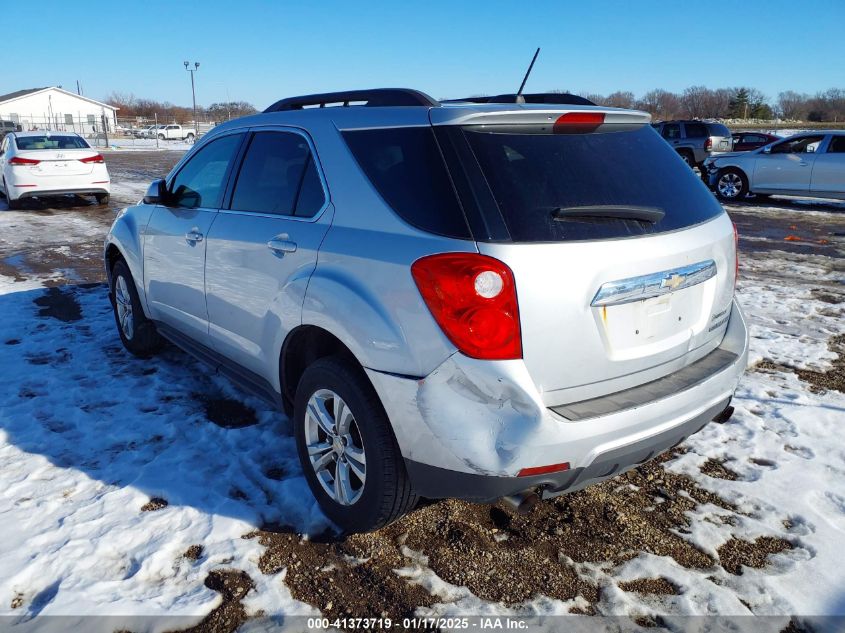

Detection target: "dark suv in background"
[652, 120, 733, 169]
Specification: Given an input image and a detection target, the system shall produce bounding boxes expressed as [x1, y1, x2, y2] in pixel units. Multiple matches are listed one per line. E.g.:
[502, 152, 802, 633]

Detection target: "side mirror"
[806, 146, 815, 154]
[143, 179, 167, 205]
[762, 146, 772, 154]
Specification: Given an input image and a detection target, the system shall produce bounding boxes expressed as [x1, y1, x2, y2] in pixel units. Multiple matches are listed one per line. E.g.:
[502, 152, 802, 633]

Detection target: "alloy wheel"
[114, 275, 134, 340]
[718, 172, 743, 199]
[304, 389, 366, 506]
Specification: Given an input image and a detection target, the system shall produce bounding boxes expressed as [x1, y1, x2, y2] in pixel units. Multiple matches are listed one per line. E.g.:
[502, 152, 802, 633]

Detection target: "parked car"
[156, 124, 196, 142]
[104, 88, 748, 532]
[1, 120, 19, 136]
[731, 131, 780, 152]
[705, 131, 845, 201]
[0, 131, 110, 209]
[131, 125, 157, 139]
[651, 120, 733, 168]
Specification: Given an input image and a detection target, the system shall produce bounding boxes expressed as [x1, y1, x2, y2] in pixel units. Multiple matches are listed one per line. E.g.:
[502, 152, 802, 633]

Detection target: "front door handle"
[267, 236, 297, 255]
[185, 230, 204, 243]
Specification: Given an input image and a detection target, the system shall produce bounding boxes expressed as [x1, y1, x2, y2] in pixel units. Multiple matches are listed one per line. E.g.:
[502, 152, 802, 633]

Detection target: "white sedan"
[0, 131, 111, 209]
[704, 131, 845, 201]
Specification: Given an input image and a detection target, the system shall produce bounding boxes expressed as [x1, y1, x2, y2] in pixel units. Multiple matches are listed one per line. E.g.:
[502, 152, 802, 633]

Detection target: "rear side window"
[828, 136, 845, 153]
[684, 123, 708, 138]
[708, 123, 731, 136]
[461, 124, 724, 242]
[230, 131, 325, 217]
[342, 127, 470, 238]
[168, 133, 243, 209]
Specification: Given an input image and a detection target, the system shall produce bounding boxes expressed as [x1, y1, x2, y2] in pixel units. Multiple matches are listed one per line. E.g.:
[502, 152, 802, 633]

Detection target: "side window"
[662, 123, 681, 140]
[771, 135, 824, 155]
[294, 156, 327, 217]
[230, 131, 324, 216]
[168, 133, 243, 209]
[684, 123, 707, 138]
[828, 136, 845, 153]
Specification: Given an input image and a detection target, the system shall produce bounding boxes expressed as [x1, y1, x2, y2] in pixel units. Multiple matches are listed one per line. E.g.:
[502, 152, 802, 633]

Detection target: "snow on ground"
[0, 179, 844, 627]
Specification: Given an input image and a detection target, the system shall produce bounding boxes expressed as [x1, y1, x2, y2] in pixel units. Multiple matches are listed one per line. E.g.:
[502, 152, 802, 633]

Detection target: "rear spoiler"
[430, 107, 652, 127]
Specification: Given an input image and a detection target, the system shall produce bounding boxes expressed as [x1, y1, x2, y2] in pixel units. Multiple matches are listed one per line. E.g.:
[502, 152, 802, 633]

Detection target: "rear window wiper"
[551, 205, 666, 224]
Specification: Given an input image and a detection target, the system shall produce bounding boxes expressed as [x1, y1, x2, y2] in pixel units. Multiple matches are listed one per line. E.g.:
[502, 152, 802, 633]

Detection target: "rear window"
[460, 124, 724, 242]
[15, 135, 89, 150]
[707, 123, 731, 137]
[342, 127, 470, 239]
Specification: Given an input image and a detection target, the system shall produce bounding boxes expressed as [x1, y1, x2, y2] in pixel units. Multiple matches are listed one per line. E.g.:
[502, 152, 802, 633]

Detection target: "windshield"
[15, 135, 90, 150]
[459, 124, 724, 242]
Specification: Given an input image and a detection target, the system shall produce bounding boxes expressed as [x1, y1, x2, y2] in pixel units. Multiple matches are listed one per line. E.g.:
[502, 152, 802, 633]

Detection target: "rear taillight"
[80, 154, 105, 164]
[553, 112, 605, 134]
[705, 137, 713, 151]
[9, 156, 40, 165]
[732, 222, 739, 292]
[411, 253, 522, 360]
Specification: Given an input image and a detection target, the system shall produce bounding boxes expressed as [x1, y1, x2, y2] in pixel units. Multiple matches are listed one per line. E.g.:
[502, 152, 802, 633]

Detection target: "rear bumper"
[366, 299, 748, 501]
[14, 187, 109, 200]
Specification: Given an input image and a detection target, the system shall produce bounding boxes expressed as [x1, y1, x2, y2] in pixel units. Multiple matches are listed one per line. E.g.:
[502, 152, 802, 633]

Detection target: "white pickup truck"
[156, 124, 196, 141]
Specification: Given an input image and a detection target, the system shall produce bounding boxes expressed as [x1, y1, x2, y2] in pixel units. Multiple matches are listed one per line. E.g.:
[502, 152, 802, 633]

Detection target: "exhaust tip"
[501, 490, 541, 515]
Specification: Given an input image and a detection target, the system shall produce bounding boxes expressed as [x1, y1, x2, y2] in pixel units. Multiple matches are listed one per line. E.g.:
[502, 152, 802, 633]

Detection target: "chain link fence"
[5, 113, 218, 148]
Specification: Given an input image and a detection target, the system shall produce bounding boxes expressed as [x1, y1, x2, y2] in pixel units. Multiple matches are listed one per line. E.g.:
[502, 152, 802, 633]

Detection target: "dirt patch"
[700, 458, 740, 481]
[717, 536, 794, 575]
[181, 569, 254, 633]
[252, 451, 745, 618]
[618, 577, 680, 595]
[202, 397, 258, 429]
[754, 335, 845, 394]
[811, 288, 843, 304]
[140, 497, 168, 512]
[184, 545, 204, 561]
[33, 287, 82, 322]
[263, 467, 286, 481]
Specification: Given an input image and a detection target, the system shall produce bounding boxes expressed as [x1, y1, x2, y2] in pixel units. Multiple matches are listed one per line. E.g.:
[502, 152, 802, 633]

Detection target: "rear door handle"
[267, 236, 297, 255]
[185, 230, 204, 243]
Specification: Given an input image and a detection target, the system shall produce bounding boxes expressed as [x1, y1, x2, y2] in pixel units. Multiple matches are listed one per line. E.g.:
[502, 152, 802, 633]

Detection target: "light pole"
[184, 61, 200, 136]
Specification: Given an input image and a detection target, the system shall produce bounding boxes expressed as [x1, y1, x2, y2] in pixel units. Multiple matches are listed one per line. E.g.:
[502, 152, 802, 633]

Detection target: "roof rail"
[264, 88, 438, 112]
[443, 93, 596, 106]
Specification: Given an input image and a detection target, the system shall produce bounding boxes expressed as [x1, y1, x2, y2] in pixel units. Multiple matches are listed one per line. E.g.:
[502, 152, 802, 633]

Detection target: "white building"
[0, 87, 118, 134]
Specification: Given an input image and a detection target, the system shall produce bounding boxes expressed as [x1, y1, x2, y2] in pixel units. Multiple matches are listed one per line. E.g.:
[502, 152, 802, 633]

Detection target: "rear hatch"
[431, 108, 737, 404]
[706, 122, 733, 152]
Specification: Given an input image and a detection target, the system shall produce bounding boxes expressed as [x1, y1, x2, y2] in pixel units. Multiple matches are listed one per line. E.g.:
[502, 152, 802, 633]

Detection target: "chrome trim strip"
[591, 259, 717, 307]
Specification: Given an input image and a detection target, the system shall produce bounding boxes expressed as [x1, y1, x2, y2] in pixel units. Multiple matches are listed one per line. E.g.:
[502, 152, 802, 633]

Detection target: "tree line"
[105, 87, 845, 123]
[104, 92, 258, 123]
[571, 86, 845, 122]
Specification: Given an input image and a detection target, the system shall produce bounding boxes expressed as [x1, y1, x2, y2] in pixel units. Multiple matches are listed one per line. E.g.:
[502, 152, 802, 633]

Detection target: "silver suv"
[104, 89, 748, 532]
[652, 120, 733, 168]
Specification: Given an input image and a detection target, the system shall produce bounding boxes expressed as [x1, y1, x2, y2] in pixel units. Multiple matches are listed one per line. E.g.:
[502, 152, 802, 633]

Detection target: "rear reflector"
[517, 462, 570, 477]
[553, 112, 605, 133]
[80, 154, 105, 164]
[9, 156, 40, 165]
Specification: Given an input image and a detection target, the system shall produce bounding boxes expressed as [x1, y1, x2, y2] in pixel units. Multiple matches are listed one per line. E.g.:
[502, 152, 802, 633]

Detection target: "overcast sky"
[5, 0, 844, 110]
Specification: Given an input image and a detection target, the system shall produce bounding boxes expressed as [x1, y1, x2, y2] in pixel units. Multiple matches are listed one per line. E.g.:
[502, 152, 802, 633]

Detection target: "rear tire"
[157, 134, 165, 140]
[110, 259, 163, 357]
[294, 356, 418, 533]
[95, 193, 110, 205]
[185, 133, 195, 143]
[715, 168, 749, 201]
[678, 151, 695, 168]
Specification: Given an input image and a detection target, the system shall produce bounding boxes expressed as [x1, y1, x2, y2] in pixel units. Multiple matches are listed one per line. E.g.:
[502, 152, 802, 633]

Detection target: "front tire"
[716, 168, 749, 201]
[110, 259, 163, 357]
[157, 134, 165, 140]
[294, 356, 418, 533]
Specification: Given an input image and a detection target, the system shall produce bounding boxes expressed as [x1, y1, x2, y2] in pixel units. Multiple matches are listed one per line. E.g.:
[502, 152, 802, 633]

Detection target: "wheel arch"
[279, 324, 366, 417]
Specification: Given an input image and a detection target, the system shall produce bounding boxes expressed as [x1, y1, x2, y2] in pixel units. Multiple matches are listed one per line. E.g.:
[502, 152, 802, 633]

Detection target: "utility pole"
[184, 61, 200, 136]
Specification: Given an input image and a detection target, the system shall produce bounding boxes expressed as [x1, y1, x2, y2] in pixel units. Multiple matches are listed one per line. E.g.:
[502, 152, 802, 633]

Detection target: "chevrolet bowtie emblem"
[662, 273, 686, 290]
